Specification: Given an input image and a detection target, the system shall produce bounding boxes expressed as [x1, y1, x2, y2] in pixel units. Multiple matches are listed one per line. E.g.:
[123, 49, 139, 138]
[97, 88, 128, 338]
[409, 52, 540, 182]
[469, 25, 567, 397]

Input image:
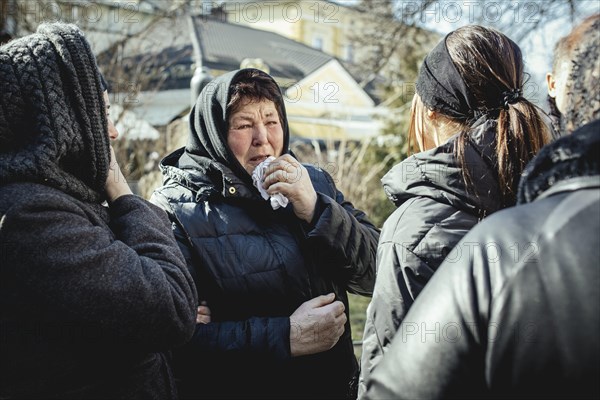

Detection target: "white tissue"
[252, 156, 289, 210]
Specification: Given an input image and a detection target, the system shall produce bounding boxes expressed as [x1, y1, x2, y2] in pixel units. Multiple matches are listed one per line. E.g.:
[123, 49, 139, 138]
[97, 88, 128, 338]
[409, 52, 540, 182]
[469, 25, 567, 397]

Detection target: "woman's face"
[411, 93, 458, 152]
[103, 91, 119, 140]
[227, 98, 284, 174]
[411, 94, 435, 152]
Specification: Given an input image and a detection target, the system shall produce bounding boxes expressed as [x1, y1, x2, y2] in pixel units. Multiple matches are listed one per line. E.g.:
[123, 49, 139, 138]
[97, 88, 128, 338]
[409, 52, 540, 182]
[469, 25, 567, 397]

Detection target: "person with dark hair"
[358, 25, 552, 397]
[364, 16, 600, 398]
[151, 68, 378, 399]
[546, 14, 600, 135]
[0, 23, 197, 399]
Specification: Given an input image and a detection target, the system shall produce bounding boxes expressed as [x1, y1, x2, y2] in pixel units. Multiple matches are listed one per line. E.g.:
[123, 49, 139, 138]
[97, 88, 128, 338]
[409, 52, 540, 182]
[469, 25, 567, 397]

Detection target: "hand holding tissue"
[252, 156, 289, 210]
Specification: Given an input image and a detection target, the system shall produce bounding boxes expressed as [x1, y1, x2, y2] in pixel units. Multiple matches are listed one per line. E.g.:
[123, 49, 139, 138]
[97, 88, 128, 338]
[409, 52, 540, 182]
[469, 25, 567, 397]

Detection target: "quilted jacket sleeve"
[151, 190, 292, 361]
[187, 317, 291, 361]
[304, 169, 380, 296]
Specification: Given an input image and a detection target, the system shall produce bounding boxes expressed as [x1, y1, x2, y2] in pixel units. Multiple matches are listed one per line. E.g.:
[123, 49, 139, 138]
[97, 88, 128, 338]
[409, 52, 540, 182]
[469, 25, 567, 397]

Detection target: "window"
[344, 44, 354, 62]
[312, 36, 323, 50]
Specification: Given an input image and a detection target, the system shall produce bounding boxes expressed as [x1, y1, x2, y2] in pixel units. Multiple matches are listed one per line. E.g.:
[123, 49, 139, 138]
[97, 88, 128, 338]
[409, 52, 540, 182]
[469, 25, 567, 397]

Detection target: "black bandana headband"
[416, 34, 523, 121]
[416, 34, 478, 121]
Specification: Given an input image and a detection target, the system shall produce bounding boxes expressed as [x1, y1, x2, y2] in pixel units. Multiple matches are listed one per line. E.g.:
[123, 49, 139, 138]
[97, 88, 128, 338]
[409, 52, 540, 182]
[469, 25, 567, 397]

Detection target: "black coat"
[364, 120, 600, 399]
[151, 147, 379, 399]
[0, 183, 198, 399]
[359, 119, 505, 396]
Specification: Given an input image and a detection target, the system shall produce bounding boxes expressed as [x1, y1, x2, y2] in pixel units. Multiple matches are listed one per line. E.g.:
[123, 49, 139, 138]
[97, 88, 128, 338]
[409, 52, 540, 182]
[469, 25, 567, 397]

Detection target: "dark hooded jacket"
[0, 24, 197, 399]
[150, 69, 379, 399]
[359, 118, 505, 397]
[364, 119, 600, 399]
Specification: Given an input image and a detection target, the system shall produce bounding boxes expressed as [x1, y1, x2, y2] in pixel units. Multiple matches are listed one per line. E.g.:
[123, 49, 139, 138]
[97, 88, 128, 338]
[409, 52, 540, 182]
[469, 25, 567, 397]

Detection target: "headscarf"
[0, 23, 110, 202]
[185, 68, 290, 186]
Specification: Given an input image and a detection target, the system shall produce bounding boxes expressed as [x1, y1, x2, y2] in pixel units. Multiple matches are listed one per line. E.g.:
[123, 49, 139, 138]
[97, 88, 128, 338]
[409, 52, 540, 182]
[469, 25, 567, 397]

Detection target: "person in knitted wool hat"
[0, 23, 197, 399]
[0, 23, 110, 202]
[546, 14, 600, 136]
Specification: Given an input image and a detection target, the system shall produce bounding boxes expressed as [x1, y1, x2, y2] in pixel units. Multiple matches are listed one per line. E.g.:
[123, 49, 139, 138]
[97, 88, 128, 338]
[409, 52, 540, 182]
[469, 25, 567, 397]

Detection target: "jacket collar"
[159, 147, 261, 202]
[518, 119, 600, 204]
[382, 118, 503, 218]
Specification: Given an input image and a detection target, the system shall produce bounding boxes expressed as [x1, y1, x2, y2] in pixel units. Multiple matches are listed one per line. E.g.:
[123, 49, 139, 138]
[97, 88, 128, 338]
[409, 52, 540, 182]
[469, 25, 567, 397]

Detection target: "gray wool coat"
[0, 182, 198, 399]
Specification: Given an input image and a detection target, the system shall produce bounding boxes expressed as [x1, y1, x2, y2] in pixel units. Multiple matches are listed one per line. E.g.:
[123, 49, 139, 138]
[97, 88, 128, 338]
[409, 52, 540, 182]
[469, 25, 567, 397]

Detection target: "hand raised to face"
[262, 154, 317, 224]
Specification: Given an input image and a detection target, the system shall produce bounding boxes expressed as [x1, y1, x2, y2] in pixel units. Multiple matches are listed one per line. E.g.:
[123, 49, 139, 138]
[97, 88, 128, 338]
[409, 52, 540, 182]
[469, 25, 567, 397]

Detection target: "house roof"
[100, 14, 337, 92]
[95, 13, 194, 92]
[190, 16, 334, 85]
[95, 10, 381, 127]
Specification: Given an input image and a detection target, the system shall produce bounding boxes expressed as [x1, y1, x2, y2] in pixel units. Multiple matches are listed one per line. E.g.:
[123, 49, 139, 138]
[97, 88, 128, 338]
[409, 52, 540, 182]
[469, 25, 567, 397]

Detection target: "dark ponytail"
[446, 26, 550, 206]
[495, 100, 549, 204]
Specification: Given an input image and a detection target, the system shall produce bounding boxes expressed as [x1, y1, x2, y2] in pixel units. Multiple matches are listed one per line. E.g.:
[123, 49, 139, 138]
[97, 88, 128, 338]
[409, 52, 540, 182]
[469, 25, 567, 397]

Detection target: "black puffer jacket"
[151, 69, 379, 399]
[359, 118, 504, 397]
[364, 119, 600, 399]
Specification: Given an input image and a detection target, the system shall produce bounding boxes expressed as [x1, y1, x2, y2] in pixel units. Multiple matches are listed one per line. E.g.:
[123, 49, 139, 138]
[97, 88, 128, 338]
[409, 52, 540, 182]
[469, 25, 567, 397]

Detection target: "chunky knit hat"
[562, 15, 600, 135]
[0, 23, 110, 202]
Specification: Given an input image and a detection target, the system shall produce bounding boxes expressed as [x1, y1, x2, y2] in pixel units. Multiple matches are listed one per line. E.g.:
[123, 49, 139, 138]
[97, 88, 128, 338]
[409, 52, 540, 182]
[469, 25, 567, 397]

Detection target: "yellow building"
[222, 0, 360, 63]
[6, 0, 385, 139]
[189, 15, 382, 140]
[211, 0, 408, 139]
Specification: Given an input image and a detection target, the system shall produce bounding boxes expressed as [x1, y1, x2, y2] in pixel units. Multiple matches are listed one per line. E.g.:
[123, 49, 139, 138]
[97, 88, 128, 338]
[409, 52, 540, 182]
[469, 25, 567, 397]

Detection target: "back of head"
[0, 23, 109, 202]
[518, 14, 600, 203]
[446, 26, 525, 113]
[559, 14, 600, 133]
[416, 25, 550, 207]
[552, 14, 598, 77]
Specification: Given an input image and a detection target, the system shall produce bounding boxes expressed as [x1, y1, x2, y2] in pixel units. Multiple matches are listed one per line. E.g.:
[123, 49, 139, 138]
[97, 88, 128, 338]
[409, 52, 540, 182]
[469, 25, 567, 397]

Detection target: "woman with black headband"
[358, 25, 551, 397]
